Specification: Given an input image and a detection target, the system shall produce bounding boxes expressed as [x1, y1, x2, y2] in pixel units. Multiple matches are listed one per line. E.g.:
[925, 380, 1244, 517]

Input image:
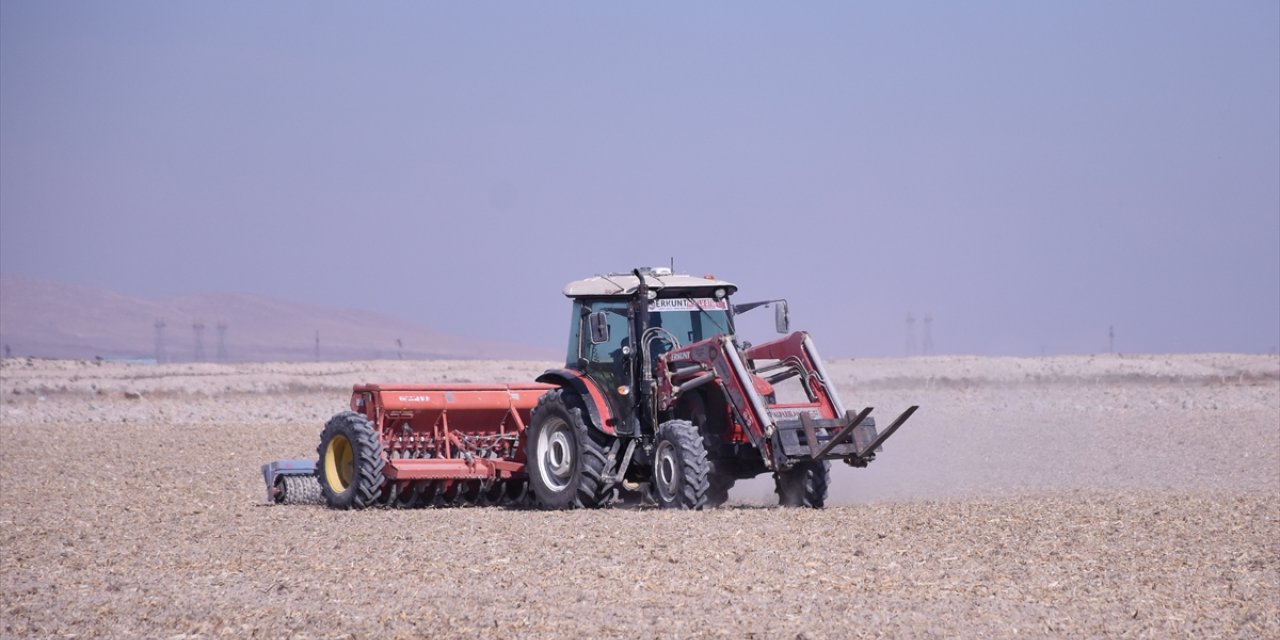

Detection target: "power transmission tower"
[314, 330, 320, 362]
[192, 322, 206, 362]
[154, 319, 167, 363]
[216, 322, 228, 362]
[922, 313, 935, 355]
[905, 312, 917, 356]
[396, 338, 403, 360]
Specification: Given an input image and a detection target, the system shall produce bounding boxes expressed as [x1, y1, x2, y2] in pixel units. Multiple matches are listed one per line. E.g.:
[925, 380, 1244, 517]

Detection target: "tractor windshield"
[647, 297, 731, 347]
[564, 296, 732, 367]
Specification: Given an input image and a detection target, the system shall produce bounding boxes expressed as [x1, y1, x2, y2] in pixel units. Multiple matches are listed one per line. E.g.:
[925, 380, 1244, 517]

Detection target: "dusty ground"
[1, 354, 1277, 638]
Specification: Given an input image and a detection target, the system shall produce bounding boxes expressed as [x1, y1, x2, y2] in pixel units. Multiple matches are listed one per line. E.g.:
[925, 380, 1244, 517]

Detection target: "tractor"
[263, 267, 916, 509]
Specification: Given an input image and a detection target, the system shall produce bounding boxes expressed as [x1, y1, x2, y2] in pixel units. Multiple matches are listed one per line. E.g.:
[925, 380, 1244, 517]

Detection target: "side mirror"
[588, 311, 610, 344]
[774, 301, 790, 334]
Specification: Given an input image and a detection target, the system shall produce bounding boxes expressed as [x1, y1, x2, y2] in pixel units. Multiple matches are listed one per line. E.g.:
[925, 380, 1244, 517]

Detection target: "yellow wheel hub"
[325, 434, 355, 493]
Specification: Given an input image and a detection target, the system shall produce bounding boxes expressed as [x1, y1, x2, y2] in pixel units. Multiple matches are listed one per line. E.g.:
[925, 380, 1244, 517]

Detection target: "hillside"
[0, 275, 552, 362]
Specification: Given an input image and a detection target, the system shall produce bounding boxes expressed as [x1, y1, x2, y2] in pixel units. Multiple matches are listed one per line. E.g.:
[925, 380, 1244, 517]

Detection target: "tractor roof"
[563, 268, 738, 298]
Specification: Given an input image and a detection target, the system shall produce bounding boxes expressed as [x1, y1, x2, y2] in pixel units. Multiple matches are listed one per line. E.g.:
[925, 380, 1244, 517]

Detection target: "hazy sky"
[2, 2, 1277, 357]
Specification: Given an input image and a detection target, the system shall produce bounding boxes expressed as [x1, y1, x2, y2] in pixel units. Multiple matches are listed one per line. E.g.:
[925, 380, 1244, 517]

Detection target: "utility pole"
[396, 338, 403, 360]
[216, 322, 228, 362]
[906, 312, 916, 358]
[192, 322, 206, 362]
[1109, 325, 1115, 354]
[922, 313, 935, 356]
[154, 319, 167, 364]
[315, 330, 320, 362]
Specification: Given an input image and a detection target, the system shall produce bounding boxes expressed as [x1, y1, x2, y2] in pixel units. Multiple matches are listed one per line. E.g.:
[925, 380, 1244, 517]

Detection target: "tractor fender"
[535, 369, 617, 435]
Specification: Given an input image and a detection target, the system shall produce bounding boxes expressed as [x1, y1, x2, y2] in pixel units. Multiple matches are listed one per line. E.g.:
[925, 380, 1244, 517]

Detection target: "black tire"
[774, 460, 830, 508]
[680, 392, 732, 508]
[651, 420, 711, 510]
[526, 389, 615, 509]
[316, 411, 386, 509]
[705, 472, 736, 508]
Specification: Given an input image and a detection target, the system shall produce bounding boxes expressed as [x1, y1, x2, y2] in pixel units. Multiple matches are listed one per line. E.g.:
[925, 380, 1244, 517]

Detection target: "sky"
[2, 2, 1277, 358]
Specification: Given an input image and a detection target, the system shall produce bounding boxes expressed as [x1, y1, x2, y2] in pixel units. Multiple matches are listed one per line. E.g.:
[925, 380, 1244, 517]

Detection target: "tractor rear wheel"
[316, 411, 386, 509]
[527, 389, 615, 509]
[774, 460, 830, 508]
[652, 420, 711, 510]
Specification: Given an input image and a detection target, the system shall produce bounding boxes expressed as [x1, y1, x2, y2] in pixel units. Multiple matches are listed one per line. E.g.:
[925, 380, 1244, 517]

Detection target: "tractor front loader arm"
[658, 336, 784, 468]
[747, 332, 918, 468]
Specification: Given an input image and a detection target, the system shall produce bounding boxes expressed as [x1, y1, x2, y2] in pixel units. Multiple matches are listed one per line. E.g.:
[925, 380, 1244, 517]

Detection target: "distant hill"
[0, 275, 554, 362]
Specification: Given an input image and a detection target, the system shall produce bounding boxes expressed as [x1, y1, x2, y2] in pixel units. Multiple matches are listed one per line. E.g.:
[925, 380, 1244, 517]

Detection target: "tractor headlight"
[714, 288, 726, 300]
[617, 385, 631, 396]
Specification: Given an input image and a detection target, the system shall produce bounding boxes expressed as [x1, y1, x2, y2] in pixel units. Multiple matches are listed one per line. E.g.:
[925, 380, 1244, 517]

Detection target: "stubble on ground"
[1, 354, 1277, 638]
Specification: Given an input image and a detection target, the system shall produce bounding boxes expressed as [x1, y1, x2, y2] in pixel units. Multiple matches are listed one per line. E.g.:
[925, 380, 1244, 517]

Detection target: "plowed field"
[2, 355, 1277, 638]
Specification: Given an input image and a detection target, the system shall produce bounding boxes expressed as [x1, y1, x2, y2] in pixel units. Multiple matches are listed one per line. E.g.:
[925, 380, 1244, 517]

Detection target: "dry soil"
[1, 354, 1277, 639]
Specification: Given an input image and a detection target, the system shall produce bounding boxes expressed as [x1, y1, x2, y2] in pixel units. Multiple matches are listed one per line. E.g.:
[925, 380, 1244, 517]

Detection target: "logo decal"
[650, 298, 729, 312]
[769, 408, 821, 421]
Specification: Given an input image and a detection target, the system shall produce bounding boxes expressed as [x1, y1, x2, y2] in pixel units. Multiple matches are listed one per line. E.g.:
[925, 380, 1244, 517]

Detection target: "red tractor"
[263, 268, 916, 509]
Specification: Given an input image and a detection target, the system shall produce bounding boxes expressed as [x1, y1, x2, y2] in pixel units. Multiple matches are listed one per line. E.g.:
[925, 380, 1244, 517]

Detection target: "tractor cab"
[557, 267, 781, 436]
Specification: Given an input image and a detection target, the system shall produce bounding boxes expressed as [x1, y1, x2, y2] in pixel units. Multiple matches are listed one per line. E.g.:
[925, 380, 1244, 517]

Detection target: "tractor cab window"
[584, 302, 630, 364]
[645, 297, 731, 356]
[566, 300, 631, 367]
[565, 296, 731, 368]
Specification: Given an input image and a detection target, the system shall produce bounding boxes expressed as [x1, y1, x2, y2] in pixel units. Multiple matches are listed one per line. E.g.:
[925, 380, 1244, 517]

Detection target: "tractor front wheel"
[316, 411, 386, 509]
[527, 389, 614, 509]
[652, 420, 711, 510]
[775, 460, 830, 508]
[706, 472, 736, 508]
